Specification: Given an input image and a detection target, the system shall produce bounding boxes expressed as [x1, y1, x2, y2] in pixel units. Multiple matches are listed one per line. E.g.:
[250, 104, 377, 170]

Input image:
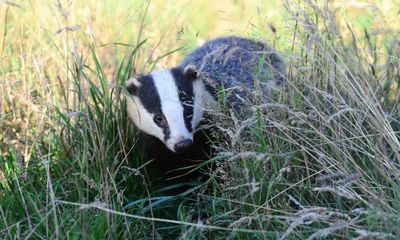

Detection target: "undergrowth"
[1, 0, 399, 239]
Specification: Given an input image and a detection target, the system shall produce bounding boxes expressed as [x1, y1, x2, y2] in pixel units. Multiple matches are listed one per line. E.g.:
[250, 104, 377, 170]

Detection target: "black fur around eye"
[184, 111, 192, 118]
[154, 114, 166, 126]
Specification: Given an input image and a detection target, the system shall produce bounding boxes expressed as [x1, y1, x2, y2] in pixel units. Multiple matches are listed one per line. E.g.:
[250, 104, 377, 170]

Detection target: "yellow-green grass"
[1, 0, 400, 239]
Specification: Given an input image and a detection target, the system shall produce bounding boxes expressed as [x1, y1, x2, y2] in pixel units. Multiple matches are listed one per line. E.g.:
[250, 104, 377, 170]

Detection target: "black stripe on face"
[171, 67, 194, 133]
[135, 74, 171, 141]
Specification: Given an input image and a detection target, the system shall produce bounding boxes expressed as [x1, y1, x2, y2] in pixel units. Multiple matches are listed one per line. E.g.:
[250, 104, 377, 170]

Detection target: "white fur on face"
[152, 70, 193, 152]
[126, 78, 165, 143]
[192, 79, 204, 130]
[192, 79, 218, 131]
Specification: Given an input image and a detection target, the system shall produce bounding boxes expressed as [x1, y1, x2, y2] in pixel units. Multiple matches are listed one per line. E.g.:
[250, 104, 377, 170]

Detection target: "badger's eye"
[184, 111, 192, 118]
[154, 114, 166, 126]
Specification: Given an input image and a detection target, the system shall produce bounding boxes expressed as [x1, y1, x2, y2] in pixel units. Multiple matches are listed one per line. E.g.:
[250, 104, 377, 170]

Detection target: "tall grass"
[1, 0, 400, 239]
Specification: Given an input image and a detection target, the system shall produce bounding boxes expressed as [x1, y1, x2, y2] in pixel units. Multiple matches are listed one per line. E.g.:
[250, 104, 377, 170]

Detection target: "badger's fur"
[126, 67, 205, 153]
[125, 36, 285, 183]
[181, 36, 286, 99]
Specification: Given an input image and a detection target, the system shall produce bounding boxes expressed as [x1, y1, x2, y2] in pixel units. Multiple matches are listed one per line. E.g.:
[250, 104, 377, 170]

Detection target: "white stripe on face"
[192, 79, 205, 130]
[126, 92, 165, 142]
[151, 69, 193, 151]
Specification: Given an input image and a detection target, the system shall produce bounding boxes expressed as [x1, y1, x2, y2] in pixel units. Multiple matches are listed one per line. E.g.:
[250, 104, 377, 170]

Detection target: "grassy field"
[1, 0, 400, 239]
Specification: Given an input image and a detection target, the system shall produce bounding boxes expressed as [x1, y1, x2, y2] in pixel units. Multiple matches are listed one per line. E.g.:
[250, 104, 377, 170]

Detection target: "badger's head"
[125, 66, 204, 153]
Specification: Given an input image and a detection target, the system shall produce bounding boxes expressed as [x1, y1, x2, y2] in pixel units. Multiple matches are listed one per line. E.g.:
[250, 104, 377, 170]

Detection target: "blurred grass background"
[1, 0, 400, 239]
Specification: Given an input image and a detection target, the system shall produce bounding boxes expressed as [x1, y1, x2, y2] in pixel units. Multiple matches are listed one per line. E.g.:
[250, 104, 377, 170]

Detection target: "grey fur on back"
[180, 36, 286, 107]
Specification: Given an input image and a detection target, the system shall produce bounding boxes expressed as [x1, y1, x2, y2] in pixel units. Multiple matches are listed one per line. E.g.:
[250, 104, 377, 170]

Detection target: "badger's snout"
[174, 139, 193, 153]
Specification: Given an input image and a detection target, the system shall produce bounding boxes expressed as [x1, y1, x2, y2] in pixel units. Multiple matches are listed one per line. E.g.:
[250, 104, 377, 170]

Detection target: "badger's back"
[180, 36, 285, 101]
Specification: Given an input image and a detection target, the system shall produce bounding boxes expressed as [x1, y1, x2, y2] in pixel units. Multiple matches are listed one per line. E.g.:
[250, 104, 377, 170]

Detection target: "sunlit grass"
[1, 0, 400, 239]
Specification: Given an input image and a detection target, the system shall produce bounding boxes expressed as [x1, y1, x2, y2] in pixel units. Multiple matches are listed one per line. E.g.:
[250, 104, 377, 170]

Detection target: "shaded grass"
[1, 0, 400, 239]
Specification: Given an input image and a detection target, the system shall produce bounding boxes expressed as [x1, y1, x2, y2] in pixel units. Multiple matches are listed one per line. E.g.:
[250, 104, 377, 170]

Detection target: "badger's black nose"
[174, 139, 193, 153]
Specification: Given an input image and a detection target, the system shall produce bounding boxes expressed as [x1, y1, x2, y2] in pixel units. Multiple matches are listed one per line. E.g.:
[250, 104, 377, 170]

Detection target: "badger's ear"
[126, 77, 140, 95]
[183, 65, 199, 81]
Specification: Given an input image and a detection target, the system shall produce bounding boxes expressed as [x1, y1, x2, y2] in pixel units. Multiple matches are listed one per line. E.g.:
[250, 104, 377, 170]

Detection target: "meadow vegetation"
[1, 0, 400, 239]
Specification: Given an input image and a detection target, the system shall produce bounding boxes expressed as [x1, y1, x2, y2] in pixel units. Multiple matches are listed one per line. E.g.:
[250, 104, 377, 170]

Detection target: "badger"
[125, 36, 285, 186]
[125, 36, 285, 182]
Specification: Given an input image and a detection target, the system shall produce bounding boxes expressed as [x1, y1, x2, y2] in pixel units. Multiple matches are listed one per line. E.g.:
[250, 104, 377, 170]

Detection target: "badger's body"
[180, 36, 285, 101]
[125, 36, 285, 184]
